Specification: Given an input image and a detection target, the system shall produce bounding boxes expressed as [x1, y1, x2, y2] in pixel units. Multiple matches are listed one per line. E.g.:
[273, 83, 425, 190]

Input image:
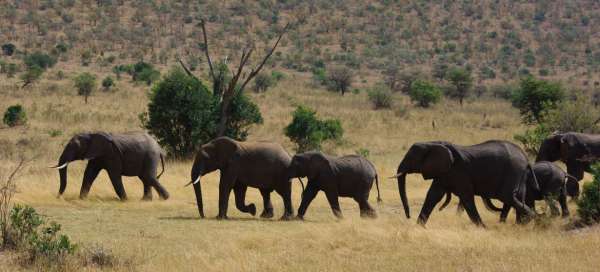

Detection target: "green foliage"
[73, 73, 96, 102]
[23, 52, 56, 70]
[511, 76, 565, 124]
[101, 76, 114, 91]
[80, 50, 92, 66]
[132, 61, 160, 85]
[577, 163, 600, 225]
[3, 105, 27, 127]
[253, 72, 274, 92]
[284, 106, 343, 152]
[20, 66, 44, 86]
[445, 67, 473, 104]
[514, 124, 550, 156]
[142, 68, 263, 157]
[355, 148, 370, 158]
[409, 79, 442, 107]
[2, 43, 16, 56]
[367, 84, 393, 109]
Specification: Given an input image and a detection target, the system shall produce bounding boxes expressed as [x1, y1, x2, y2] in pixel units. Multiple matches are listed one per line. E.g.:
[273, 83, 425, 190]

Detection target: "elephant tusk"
[388, 172, 404, 179]
[184, 176, 201, 187]
[49, 163, 68, 169]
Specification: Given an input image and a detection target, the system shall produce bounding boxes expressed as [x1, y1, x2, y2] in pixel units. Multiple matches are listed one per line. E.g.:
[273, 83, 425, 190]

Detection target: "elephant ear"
[559, 134, 587, 161]
[212, 137, 240, 168]
[309, 152, 333, 180]
[84, 133, 122, 160]
[421, 144, 454, 180]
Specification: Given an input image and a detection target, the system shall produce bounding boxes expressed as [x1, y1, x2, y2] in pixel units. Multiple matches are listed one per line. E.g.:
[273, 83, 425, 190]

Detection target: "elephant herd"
[50, 131, 599, 227]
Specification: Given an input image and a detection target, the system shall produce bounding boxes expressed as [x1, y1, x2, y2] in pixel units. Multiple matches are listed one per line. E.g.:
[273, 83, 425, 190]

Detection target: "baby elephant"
[498, 161, 574, 222]
[287, 151, 381, 220]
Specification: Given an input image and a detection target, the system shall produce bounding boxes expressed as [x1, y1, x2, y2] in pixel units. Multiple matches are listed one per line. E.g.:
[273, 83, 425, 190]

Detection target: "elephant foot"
[247, 204, 257, 216]
[142, 195, 152, 201]
[216, 215, 229, 220]
[360, 210, 377, 219]
[294, 215, 305, 221]
[260, 209, 274, 219]
[280, 214, 294, 221]
[159, 192, 170, 200]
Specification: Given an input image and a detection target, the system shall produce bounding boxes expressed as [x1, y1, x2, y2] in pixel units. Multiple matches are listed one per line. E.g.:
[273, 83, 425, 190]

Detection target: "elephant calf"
[51, 132, 169, 201]
[287, 151, 381, 220]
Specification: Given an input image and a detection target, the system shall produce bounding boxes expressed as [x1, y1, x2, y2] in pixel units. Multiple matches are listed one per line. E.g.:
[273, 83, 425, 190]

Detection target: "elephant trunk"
[191, 164, 205, 218]
[56, 152, 72, 196]
[397, 173, 410, 218]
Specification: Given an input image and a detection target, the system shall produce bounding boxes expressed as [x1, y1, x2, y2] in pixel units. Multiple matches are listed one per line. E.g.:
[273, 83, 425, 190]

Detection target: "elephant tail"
[438, 192, 452, 211]
[297, 178, 305, 198]
[527, 164, 540, 192]
[565, 173, 578, 183]
[374, 174, 382, 203]
[483, 198, 503, 212]
[156, 153, 165, 179]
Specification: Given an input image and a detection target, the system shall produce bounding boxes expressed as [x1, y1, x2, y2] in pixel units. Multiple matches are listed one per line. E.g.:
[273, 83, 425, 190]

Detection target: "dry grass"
[1, 76, 599, 271]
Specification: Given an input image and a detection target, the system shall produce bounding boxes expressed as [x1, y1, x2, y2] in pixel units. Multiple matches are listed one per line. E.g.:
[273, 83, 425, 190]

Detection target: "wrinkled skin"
[396, 140, 539, 227]
[189, 137, 294, 220]
[536, 132, 600, 199]
[54, 132, 169, 201]
[288, 152, 381, 220]
[440, 161, 572, 223]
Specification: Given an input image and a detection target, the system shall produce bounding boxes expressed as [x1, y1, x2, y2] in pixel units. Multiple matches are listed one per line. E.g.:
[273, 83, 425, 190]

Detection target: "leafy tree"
[101, 76, 114, 91]
[396, 68, 423, 94]
[577, 163, 600, 225]
[284, 106, 343, 152]
[445, 67, 473, 105]
[3, 105, 27, 127]
[327, 66, 353, 95]
[1, 43, 16, 56]
[409, 79, 442, 107]
[20, 66, 44, 88]
[368, 84, 393, 109]
[511, 76, 565, 123]
[23, 52, 56, 69]
[73, 72, 97, 104]
[253, 72, 274, 92]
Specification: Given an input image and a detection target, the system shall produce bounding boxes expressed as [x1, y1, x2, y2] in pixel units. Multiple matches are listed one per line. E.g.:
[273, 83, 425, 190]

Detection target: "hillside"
[2, 0, 600, 87]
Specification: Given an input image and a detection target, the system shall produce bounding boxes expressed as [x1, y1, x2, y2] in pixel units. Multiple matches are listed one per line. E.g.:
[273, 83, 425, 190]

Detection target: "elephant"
[287, 151, 382, 220]
[394, 140, 539, 227]
[439, 161, 574, 222]
[185, 137, 294, 220]
[536, 132, 600, 199]
[50, 132, 169, 201]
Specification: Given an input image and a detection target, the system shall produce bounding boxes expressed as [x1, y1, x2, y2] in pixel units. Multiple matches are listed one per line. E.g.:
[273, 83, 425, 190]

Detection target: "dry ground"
[1, 76, 599, 271]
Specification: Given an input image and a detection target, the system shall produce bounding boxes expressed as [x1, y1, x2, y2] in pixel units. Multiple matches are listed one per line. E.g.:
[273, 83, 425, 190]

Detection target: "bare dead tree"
[180, 20, 290, 137]
[0, 158, 26, 248]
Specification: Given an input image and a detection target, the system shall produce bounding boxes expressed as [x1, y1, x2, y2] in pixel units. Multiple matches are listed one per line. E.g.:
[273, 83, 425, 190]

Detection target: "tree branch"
[200, 19, 215, 81]
[178, 58, 197, 79]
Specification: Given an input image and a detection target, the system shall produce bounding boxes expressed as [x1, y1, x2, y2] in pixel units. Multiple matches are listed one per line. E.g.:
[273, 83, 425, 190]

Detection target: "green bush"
[101, 76, 114, 91]
[2, 43, 16, 56]
[445, 67, 473, 105]
[131, 61, 160, 85]
[514, 124, 550, 156]
[409, 79, 442, 107]
[142, 68, 263, 157]
[511, 76, 565, 124]
[577, 163, 600, 225]
[253, 72, 274, 92]
[23, 52, 56, 69]
[20, 66, 44, 87]
[73, 73, 96, 103]
[284, 106, 343, 152]
[368, 84, 393, 109]
[3, 105, 27, 127]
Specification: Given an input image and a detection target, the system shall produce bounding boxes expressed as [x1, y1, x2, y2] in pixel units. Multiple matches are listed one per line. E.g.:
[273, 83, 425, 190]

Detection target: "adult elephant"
[440, 161, 573, 222]
[394, 140, 539, 227]
[185, 137, 294, 220]
[536, 132, 600, 198]
[287, 151, 381, 220]
[50, 132, 169, 201]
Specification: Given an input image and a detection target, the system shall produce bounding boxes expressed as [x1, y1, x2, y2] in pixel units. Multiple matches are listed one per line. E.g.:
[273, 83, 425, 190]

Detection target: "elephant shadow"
[157, 216, 262, 222]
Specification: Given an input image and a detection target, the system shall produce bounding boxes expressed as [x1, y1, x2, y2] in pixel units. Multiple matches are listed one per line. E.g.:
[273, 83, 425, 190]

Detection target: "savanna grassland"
[1, 75, 600, 271]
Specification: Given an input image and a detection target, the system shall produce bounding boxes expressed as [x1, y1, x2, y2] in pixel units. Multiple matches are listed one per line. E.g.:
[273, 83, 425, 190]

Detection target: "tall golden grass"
[0, 75, 599, 271]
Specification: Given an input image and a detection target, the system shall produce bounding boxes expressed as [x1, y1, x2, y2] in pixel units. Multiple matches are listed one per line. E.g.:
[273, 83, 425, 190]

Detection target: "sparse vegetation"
[367, 84, 393, 109]
[327, 66, 353, 95]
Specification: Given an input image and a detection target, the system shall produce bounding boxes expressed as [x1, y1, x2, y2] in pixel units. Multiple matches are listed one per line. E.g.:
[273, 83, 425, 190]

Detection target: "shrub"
[490, 84, 516, 100]
[101, 76, 114, 91]
[576, 163, 600, 225]
[142, 68, 263, 157]
[284, 106, 343, 152]
[271, 70, 285, 81]
[511, 76, 565, 124]
[368, 84, 393, 109]
[409, 79, 442, 107]
[73, 73, 96, 103]
[514, 124, 550, 156]
[80, 50, 92, 66]
[253, 72, 273, 92]
[20, 66, 44, 87]
[327, 66, 353, 95]
[445, 67, 473, 105]
[2, 43, 16, 56]
[3, 105, 27, 127]
[131, 61, 160, 85]
[23, 52, 56, 69]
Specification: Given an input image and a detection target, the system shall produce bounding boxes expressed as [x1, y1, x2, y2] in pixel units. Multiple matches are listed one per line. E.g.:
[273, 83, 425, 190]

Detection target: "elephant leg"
[142, 182, 152, 201]
[357, 197, 377, 219]
[259, 189, 274, 218]
[217, 172, 237, 220]
[297, 185, 319, 220]
[140, 175, 169, 200]
[499, 203, 510, 223]
[559, 193, 569, 217]
[324, 190, 343, 219]
[460, 195, 485, 227]
[417, 181, 446, 226]
[233, 183, 256, 216]
[80, 161, 101, 199]
[108, 172, 127, 201]
[275, 184, 294, 220]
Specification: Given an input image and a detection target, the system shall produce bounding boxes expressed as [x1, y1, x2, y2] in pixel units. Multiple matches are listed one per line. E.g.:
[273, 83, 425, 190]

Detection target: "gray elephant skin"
[536, 132, 600, 198]
[395, 140, 539, 227]
[287, 151, 381, 220]
[187, 137, 294, 220]
[51, 132, 169, 201]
